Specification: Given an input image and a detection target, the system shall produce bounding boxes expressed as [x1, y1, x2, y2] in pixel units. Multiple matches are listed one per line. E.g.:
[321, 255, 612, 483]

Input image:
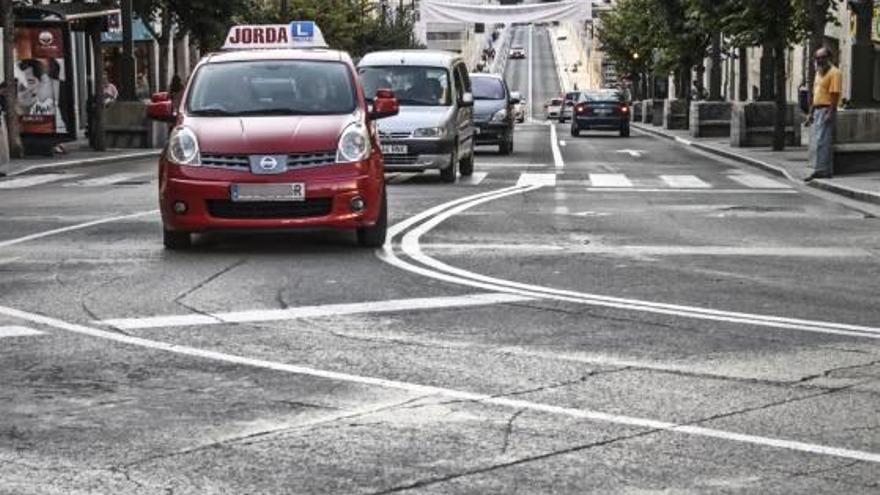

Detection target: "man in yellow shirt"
[805, 48, 842, 181]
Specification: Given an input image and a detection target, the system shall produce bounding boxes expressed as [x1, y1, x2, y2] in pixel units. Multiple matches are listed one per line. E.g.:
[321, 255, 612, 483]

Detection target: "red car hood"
[184, 114, 354, 155]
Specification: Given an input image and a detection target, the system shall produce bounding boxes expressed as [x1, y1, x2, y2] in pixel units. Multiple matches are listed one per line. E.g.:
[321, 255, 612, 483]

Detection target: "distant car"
[544, 97, 563, 120]
[558, 91, 580, 123]
[511, 91, 526, 123]
[570, 89, 631, 138]
[471, 73, 516, 155]
[510, 46, 526, 59]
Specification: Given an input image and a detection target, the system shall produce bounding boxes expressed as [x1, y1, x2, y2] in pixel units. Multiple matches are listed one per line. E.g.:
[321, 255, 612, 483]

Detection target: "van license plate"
[231, 183, 305, 202]
[382, 144, 408, 155]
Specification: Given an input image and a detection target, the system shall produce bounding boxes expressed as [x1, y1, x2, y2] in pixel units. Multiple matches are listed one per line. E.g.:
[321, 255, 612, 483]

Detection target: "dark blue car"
[570, 89, 631, 138]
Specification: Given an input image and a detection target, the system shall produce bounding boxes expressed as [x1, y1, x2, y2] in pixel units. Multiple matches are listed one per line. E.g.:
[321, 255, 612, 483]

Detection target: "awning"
[14, 3, 120, 26]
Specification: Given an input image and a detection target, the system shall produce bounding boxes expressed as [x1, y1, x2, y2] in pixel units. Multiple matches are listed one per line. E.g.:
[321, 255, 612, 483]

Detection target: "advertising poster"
[14, 26, 68, 135]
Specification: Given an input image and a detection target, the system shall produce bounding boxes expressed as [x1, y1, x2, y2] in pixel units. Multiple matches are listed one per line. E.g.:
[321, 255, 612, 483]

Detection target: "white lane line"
[728, 174, 791, 189]
[589, 174, 633, 188]
[387, 173, 418, 185]
[586, 188, 797, 194]
[3, 303, 879, 465]
[477, 163, 548, 169]
[384, 187, 880, 341]
[0, 210, 159, 250]
[558, 140, 567, 147]
[660, 175, 711, 189]
[675, 137, 694, 146]
[616, 149, 643, 158]
[419, 244, 868, 258]
[98, 293, 533, 331]
[0, 174, 81, 189]
[516, 173, 557, 187]
[460, 172, 488, 186]
[9, 151, 161, 177]
[68, 172, 153, 187]
[551, 124, 564, 169]
[0, 325, 44, 338]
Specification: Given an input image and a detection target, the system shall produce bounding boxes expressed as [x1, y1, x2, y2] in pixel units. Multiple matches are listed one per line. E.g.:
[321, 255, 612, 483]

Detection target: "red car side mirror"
[371, 88, 399, 120]
[146, 92, 176, 122]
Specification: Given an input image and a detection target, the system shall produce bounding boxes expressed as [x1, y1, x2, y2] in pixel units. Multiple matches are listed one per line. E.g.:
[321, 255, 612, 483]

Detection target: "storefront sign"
[14, 26, 68, 135]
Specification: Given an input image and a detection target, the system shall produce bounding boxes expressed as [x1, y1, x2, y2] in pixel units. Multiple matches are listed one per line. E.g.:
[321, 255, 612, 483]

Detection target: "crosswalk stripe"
[0, 325, 44, 338]
[98, 293, 535, 330]
[516, 172, 556, 187]
[727, 174, 791, 189]
[68, 172, 153, 187]
[589, 173, 632, 188]
[460, 172, 488, 186]
[0, 174, 79, 189]
[660, 175, 711, 188]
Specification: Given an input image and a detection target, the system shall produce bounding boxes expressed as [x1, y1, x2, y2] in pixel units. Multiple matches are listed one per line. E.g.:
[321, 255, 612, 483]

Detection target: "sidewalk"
[632, 122, 880, 206]
[0, 145, 160, 177]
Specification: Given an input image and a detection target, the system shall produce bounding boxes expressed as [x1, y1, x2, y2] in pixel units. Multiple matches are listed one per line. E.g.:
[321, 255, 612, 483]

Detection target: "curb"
[807, 179, 880, 206]
[632, 123, 793, 180]
[7, 150, 161, 177]
[632, 123, 880, 206]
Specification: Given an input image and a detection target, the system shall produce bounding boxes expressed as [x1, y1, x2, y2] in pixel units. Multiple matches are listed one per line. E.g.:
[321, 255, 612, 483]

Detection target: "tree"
[798, 0, 839, 96]
[723, 0, 808, 150]
[595, 0, 661, 99]
[1, 0, 23, 159]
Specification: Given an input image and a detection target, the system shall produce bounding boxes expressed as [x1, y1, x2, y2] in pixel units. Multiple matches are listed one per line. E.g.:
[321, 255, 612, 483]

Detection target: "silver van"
[358, 50, 475, 183]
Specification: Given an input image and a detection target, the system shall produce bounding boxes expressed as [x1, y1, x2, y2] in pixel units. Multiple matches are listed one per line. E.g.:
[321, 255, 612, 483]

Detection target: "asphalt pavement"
[1, 26, 879, 494]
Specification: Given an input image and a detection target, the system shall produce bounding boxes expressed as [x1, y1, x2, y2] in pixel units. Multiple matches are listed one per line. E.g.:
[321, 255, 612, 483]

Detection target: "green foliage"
[595, 0, 660, 78]
[133, 0, 252, 50]
[240, 0, 421, 58]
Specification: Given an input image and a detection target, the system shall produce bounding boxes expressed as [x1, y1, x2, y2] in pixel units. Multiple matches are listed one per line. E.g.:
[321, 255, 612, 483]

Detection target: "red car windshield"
[187, 60, 357, 116]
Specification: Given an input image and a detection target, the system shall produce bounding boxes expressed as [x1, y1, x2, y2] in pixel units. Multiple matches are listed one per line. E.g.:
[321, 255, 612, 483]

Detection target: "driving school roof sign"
[222, 21, 328, 50]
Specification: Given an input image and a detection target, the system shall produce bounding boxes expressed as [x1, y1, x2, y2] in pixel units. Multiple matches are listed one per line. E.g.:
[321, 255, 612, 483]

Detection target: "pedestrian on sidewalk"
[804, 47, 841, 181]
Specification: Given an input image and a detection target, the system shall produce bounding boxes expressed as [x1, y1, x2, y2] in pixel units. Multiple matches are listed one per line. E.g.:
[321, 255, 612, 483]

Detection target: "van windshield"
[187, 60, 356, 116]
[359, 66, 451, 106]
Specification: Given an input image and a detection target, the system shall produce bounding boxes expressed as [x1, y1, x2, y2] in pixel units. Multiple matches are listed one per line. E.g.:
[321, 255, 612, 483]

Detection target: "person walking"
[805, 47, 842, 181]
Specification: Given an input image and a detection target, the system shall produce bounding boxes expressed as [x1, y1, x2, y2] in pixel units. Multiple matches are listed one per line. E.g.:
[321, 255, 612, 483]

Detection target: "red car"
[147, 22, 399, 249]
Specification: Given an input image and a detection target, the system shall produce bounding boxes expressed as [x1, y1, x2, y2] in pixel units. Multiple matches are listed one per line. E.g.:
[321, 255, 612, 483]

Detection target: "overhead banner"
[420, 0, 591, 24]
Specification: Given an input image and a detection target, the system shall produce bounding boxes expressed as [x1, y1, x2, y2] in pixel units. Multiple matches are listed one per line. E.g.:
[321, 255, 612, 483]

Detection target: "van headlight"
[167, 127, 200, 165]
[337, 122, 371, 163]
[413, 127, 447, 138]
[491, 109, 508, 122]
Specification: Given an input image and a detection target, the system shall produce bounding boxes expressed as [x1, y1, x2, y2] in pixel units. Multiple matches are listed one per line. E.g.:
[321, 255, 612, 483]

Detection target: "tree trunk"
[806, 0, 830, 97]
[2, 0, 23, 158]
[738, 46, 748, 101]
[158, 8, 172, 91]
[709, 32, 723, 100]
[759, 43, 775, 101]
[772, 38, 787, 151]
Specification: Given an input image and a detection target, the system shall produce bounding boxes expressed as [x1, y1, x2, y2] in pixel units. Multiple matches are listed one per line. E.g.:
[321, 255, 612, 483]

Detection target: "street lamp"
[632, 52, 639, 60]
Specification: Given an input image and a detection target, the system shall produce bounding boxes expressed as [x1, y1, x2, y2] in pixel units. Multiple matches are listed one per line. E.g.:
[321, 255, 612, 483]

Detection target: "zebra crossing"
[1, 169, 793, 193]
[0, 172, 154, 189]
[386, 170, 793, 192]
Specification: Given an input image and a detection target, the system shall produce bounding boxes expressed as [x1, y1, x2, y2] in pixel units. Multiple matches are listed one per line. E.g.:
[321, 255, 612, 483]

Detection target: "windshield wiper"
[235, 108, 312, 116]
[190, 108, 236, 116]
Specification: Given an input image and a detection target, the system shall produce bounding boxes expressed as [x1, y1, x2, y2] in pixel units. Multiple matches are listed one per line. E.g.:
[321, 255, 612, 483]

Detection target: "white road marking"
[587, 188, 797, 195]
[0, 210, 159, 250]
[98, 293, 533, 330]
[382, 187, 880, 343]
[558, 140, 567, 147]
[477, 163, 548, 169]
[0, 325, 44, 338]
[589, 174, 633, 188]
[419, 244, 868, 258]
[675, 137, 694, 146]
[68, 172, 153, 187]
[8, 151, 161, 177]
[387, 173, 418, 185]
[0, 174, 81, 189]
[551, 124, 564, 169]
[616, 149, 643, 158]
[728, 174, 791, 189]
[459, 172, 488, 186]
[660, 175, 711, 189]
[516, 173, 557, 187]
[3, 303, 879, 465]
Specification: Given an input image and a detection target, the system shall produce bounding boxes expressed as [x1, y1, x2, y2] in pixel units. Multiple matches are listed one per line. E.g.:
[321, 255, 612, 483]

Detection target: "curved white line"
[387, 188, 880, 339]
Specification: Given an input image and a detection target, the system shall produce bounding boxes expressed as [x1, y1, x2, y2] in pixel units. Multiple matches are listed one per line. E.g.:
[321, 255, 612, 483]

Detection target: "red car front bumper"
[159, 156, 384, 233]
